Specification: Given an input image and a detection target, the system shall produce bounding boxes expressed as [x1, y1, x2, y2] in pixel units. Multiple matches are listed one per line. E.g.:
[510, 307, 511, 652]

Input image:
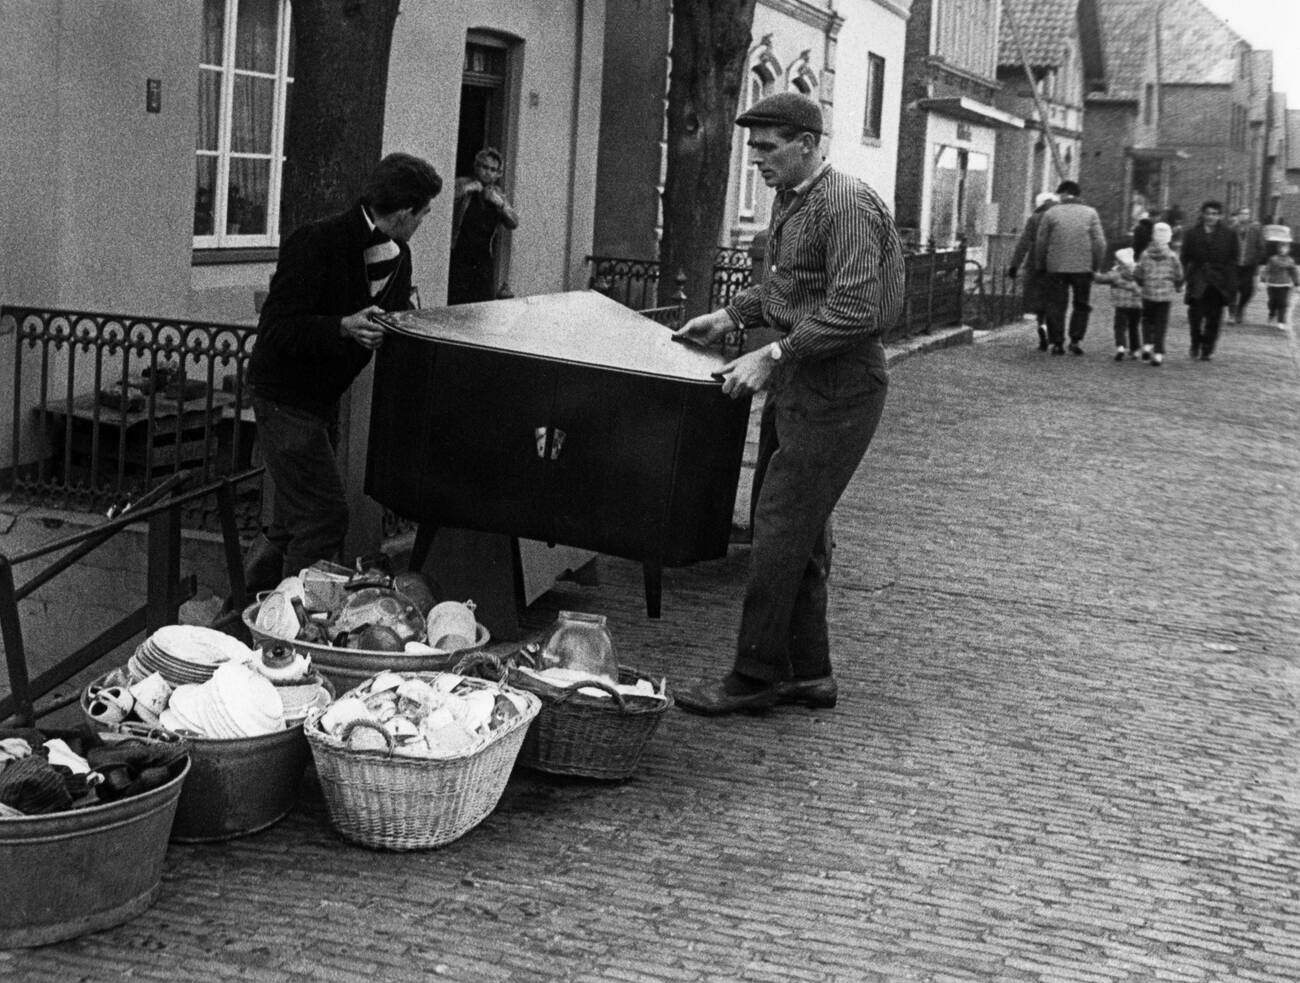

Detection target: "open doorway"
[449, 34, 515, 303]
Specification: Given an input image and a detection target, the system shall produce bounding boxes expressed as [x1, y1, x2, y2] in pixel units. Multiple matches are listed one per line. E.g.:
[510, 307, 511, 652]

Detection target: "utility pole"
[1003, 1, 1067, 183]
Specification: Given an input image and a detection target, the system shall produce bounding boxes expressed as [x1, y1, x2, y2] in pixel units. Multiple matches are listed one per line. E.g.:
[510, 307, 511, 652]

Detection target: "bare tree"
[280, 0, 402, 235]
[659, 0, 758, 315]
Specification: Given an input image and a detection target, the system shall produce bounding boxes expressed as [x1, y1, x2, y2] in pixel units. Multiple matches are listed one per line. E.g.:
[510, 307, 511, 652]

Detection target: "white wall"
[829, 0, 909, 205]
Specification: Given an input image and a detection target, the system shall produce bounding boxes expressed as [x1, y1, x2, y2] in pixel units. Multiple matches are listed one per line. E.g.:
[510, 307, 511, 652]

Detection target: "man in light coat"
[1033, 180, 1107, 355]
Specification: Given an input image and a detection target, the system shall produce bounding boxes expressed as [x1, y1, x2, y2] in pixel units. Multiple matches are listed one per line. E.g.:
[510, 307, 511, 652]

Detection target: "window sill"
[192, 247, 279, 266]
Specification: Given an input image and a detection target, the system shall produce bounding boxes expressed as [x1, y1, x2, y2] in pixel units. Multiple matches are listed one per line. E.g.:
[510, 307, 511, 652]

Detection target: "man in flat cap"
[673, 91, 904, 714]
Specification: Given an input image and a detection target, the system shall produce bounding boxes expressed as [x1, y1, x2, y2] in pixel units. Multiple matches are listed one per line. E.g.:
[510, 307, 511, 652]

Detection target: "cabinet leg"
[410, 521, 438, 573]
[643, 560, 662, 619]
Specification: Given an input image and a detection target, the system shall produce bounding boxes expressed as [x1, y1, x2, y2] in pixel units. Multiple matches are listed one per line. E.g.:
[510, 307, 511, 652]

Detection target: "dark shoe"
[775, 675, 838, 709]
[1114, 348, 1126, 362]
[1036, 325, 1049, 351]
[1200, 353, 1212, 361]
[1190, 346, 1200, 358]
[676, 674, 778, 715]
[1050, 344, 1065, 355]
[1068, 343, 1084, 356]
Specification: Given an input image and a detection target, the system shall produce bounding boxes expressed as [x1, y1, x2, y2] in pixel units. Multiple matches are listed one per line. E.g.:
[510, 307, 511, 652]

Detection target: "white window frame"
[194, 0, 294, 249]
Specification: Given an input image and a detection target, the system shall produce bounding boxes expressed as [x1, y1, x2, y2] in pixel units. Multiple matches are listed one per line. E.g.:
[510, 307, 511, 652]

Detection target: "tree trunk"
[659, 0, 757, 315]
[281, 0, 402, 236]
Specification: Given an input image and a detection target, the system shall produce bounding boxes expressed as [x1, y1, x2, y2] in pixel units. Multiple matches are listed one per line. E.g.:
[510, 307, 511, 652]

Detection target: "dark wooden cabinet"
[366, 291, 752, 616]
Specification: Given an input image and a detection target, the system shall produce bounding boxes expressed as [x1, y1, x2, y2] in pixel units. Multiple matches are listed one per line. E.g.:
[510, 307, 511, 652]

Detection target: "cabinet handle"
[534, 426, 567, 460]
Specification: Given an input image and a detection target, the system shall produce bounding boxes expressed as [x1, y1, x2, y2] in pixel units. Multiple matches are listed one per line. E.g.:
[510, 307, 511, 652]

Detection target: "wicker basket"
[303, 674, 539, 850]
[509, 666, 672, 781]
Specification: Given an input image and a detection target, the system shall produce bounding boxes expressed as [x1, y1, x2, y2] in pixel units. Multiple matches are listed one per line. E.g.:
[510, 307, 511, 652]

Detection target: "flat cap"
[735, 92, 823, 135]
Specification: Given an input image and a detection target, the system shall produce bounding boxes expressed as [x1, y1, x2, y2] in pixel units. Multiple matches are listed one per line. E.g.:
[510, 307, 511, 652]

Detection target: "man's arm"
[1089, 210, 1107, 272]
[258, 224, 380, 357]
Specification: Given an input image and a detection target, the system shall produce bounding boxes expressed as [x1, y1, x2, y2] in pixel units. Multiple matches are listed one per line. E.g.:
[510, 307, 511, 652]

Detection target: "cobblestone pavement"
[5, 296, 1299, 982]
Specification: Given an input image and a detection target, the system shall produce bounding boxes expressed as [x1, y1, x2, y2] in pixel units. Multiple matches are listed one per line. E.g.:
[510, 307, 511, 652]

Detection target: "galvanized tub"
[81, 672, 317, 843]
[0, 756, 190, 948]
[169, 726, 310, 842]
[242, 600, 489, 695]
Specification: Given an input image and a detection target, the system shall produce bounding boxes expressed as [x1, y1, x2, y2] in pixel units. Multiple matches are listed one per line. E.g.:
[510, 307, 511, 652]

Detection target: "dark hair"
[474, 147, 503, 168]
[1056, 180, 1081, 197]
[362, 153, 443, 214]
[773, 124, 819, 143]
[1201, 200, 1224, 213]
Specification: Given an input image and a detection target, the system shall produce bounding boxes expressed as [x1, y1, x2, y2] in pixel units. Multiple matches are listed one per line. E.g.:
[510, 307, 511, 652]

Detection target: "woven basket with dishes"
[505, 611, 672, 781]
[303, 670, 540, 851]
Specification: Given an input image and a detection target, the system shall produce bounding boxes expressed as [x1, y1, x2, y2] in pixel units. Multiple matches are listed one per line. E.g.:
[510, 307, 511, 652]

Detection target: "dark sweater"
[249, 204, 413, 419]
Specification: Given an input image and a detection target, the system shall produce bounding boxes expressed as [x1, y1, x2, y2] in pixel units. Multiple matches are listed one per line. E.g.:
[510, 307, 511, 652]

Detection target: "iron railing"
[588, 241, 974, 345]
[3, 306, 258, 529]
[0, 467, 262, 726]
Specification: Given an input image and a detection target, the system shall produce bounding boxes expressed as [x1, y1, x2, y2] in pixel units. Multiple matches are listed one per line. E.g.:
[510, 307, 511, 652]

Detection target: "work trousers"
[250, 395, 348, 583]
[1234, 265, 1259, 320]
[1266, 285, 1291, 322]
[1112, 307, 1142, 352]
[1187, 287, 1229, 357]
[1141, 301, 1171, 355]
[1043, 272, 1094, 347]
[734, 347, 888, 684]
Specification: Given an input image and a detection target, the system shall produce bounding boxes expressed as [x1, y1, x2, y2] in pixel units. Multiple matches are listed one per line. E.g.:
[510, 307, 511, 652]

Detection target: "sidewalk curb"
[884, 323, 974, 365]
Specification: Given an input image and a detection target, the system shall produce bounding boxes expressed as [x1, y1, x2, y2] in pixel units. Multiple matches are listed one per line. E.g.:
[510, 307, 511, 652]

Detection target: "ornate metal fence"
[2, 306, 258, 529]
[588, 241, 974, 344]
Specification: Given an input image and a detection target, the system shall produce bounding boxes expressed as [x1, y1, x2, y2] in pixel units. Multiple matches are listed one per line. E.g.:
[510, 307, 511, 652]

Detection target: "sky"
[1199, 0, 1300, 103]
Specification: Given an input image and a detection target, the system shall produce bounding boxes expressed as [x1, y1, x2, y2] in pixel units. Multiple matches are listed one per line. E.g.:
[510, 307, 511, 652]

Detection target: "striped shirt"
[726, 163, 904, 361]
[361, 207, 400, 298]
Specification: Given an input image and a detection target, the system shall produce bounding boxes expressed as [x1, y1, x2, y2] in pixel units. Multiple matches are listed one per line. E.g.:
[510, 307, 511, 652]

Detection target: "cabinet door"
[547, 365, 682, 559]
[368, 337, 555, 539]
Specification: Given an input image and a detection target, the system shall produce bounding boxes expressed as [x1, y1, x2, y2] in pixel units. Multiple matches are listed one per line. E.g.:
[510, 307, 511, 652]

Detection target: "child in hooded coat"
[1133, 222, 1185, 366]
[1094, 247, 1143, 359]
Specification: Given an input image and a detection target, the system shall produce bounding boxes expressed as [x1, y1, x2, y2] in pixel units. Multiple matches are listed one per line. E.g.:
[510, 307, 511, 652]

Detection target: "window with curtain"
[194, 0, 294, 249]
[737, 57, 780, 222]
[863, 53, 885, 141]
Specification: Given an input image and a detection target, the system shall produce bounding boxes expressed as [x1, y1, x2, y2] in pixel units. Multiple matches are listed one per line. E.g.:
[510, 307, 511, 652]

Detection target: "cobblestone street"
[5, 296, 1299, 982]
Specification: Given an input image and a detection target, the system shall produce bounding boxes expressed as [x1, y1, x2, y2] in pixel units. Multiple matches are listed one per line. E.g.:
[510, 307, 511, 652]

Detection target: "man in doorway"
[243, 152, 442, 589]
[1033, 180, 1107, 355]
[1229, 206, 1265, 323]
[1181, 200, 1238, 361]
[671, 92, 904, 715]
[448, 147, 519, 305]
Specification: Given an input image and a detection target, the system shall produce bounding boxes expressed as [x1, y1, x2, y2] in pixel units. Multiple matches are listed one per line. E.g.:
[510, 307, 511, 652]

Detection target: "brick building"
[992, 0, 1105, 239]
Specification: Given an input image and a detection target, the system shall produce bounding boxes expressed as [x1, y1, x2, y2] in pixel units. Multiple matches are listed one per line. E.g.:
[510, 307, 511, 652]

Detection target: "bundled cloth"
[0, 728, 187, 816]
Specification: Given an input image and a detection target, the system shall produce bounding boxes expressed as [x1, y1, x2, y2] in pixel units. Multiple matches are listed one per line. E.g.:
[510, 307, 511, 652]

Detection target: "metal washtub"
[0, 757, 190, 948]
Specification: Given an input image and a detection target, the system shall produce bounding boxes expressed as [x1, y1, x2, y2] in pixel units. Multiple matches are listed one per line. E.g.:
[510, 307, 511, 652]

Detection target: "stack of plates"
[158, 662, 285, 739]
[129, 625, 255, 687]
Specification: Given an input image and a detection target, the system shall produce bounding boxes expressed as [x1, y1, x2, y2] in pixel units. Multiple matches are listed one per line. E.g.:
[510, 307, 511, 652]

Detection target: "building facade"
[894, 0, 1024, 258]
[592, 0, 912, 262]
[992, 0, 1104, 239]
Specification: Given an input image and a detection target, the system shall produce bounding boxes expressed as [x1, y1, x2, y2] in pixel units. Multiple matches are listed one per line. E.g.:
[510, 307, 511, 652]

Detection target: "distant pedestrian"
[1180, 200, 1238, 361]
[1033, 180, 1107, 356]
[1131, 209, 1155, 260]
[1093, 247, 1142, 360]
[1007, 191, 1057, 351]
[1262, 239, 1299, 326]
[448, 147, 519, 305]
[1230, 207, 1266, 323]
[1133, 222, 1184, 367]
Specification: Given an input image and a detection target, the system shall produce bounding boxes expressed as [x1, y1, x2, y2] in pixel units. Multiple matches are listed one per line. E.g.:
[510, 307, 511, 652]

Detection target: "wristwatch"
[767, 341, 784, 361]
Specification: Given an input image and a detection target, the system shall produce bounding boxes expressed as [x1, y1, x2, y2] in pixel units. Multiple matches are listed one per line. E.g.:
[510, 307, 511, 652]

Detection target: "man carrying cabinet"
[672, 93, 904, 715]
[243, 152, 443, 590]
